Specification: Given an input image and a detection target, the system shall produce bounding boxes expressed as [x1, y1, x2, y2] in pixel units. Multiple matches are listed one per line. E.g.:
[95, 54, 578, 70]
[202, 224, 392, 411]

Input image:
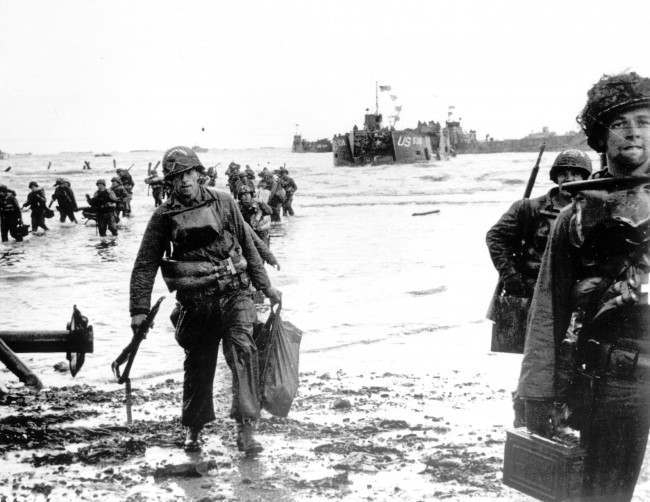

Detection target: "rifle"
[523, 142, 546, 199]
[111, 296, 165, 424]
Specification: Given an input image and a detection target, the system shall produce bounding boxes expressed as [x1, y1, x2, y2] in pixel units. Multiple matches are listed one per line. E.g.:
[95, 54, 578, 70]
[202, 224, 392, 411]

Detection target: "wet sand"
[0, 322, 566, 501]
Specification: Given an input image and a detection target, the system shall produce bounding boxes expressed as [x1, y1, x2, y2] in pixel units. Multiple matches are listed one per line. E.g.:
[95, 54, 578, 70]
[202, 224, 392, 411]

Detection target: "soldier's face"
[606, 107, 650, 175]
[171, 168, 200, 199]
[556, 168, 586, 186]
[240, 193, 252, 204]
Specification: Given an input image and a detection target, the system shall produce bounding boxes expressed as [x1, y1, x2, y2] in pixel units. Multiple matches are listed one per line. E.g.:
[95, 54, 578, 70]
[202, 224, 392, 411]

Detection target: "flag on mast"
[379, 85, 392, 92]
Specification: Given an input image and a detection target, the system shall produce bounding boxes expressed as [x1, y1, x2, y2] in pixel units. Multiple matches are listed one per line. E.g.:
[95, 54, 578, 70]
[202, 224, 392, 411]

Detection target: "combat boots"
[236, 418, 263, 454]
[184, 426, 202, 452]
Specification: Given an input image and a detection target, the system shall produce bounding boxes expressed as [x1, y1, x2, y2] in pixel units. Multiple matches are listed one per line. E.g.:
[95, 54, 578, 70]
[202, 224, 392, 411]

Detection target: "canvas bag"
[255, 305, 302, 417]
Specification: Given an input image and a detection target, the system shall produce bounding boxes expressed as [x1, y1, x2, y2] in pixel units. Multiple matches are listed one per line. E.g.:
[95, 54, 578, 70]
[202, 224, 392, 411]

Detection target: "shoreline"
[2, 322, 535, 501]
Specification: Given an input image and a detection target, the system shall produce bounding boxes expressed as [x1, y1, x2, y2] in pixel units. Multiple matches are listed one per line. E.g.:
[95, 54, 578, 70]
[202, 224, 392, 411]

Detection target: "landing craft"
[331, 83, 451, 166]
[332, 113, 450, 166]
[291, 134, 332, 153]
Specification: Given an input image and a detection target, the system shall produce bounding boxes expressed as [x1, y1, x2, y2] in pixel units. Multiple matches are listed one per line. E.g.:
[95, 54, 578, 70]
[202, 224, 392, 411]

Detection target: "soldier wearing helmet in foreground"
[129, 146, 281, 454]
[486, 149, 591, 425]
[518, 72, 650, 501]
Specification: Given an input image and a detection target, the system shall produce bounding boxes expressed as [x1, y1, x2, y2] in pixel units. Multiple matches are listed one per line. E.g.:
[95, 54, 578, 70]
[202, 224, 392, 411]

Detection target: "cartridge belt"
[584, 339, 650, 381]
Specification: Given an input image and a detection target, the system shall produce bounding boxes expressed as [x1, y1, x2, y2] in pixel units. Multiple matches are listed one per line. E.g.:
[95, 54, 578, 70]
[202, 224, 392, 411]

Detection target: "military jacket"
[129, 187, 270, 315]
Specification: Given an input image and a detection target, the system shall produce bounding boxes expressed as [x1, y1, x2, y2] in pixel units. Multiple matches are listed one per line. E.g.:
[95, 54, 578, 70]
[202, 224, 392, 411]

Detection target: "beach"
[1, 149, 648, 501]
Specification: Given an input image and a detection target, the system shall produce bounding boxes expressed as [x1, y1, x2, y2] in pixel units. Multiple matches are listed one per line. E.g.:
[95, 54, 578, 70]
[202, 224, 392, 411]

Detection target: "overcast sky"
[1, 0, 649, 153]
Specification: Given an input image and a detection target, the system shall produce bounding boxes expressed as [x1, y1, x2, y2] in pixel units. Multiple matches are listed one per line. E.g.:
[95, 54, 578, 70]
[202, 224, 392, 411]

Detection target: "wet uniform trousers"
[0, 214, 22, 242]
[282, 192, 294, 216]
[580, 364, 650, 501]
[30, 210, 48, 232]
[174, 290, 259, 428]
[97, 210, 118, 236]
[58, 206, 77, 223]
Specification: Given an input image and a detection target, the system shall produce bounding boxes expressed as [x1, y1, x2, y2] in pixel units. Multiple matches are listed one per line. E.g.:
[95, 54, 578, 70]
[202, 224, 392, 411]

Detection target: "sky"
[1, 0, 649, 154]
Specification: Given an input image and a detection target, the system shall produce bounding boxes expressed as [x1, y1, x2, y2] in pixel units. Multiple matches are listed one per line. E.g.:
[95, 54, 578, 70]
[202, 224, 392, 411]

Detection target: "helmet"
[280, 167, 289, 175]
[550, 149, 592, 182]
[238, 184, 253, 198]
[577, 72, 650, 153]
[162, 146, 205, 180]
[28, 181, 38, 188]
[110, 176, 121, 183]
[53, 177, 64, 186]
[0, 184, 7, 192]
[96, 179, 106, 186]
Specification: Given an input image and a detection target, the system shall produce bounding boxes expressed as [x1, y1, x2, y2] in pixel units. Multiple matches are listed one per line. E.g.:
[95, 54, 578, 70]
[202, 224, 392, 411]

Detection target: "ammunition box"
[503, 427, 585, 501]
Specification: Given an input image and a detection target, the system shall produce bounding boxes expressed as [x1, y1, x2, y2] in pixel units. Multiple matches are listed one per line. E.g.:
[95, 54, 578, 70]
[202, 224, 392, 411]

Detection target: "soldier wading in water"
[518, 72, 650, 501]
[129, 146, 281, 453]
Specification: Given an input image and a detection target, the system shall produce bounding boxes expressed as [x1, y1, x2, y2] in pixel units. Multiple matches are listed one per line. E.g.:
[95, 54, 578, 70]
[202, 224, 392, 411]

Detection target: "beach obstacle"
[0, 306, 94, 389]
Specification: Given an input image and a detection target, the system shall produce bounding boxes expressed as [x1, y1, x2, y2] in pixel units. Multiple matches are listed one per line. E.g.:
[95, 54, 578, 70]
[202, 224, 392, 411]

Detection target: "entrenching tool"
[111, 296, 165, 425]
[0, 305, 94, 388]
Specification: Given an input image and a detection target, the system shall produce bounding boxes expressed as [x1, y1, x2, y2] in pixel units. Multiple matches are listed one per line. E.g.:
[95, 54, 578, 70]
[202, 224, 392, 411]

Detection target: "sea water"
[0, 148, 585, 386]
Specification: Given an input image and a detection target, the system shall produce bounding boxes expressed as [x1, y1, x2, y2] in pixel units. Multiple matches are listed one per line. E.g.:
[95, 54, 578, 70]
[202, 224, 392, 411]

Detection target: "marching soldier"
[279, 167, 297, 216]
[116, 168, 134, 216]
[86, 179, 118, 237]
[129, 146, 281, 454]
[22, 181, 49, 233]
[518, 72, 650, 501]
[237, 185, 272, 246]
[50, 178, 78, 223]
[0, 185, 24, 242]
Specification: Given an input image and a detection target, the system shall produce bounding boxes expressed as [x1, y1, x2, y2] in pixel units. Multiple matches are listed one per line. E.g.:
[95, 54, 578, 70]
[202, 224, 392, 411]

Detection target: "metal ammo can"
[503, 427, 585, 501]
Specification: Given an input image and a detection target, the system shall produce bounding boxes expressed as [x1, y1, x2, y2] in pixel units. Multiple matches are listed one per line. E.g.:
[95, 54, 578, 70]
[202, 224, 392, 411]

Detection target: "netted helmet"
[577, 72, 650, 153]
[162, 146, 205, 180]
[550, 149, 592, 182]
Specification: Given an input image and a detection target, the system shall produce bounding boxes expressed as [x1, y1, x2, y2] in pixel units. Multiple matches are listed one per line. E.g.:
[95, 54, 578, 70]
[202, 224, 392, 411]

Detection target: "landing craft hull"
[333, 130, 435, 166]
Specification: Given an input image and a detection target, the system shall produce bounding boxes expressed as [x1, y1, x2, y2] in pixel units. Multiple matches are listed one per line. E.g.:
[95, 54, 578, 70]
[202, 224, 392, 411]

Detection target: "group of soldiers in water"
[0, 168, 135, 240]
[0, 161, 298, 243]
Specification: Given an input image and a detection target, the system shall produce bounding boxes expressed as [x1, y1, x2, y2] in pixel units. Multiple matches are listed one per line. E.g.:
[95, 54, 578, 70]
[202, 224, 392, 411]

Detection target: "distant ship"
[94, 152, 112, 157]
[0, 150, 6, 160]
[192, 146, 209, 153]
[447, 121, 588, 154]
[291, 135, 333, 153]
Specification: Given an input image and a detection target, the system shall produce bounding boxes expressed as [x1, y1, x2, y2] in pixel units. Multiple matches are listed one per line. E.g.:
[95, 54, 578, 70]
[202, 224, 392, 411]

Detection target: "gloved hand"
[503, 273, 527, 297]
[264, 286, 282, 307]
[131, 313, 148, 335]
[524, 399, 556, 437]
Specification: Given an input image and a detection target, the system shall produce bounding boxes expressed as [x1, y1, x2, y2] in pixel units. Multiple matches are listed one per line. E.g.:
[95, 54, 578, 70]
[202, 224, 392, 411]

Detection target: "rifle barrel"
[523, 143, 546, 199]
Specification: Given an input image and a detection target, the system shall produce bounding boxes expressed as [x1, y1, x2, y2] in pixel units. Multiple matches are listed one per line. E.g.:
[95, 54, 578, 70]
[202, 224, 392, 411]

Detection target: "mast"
[375, 81, 379, 115]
